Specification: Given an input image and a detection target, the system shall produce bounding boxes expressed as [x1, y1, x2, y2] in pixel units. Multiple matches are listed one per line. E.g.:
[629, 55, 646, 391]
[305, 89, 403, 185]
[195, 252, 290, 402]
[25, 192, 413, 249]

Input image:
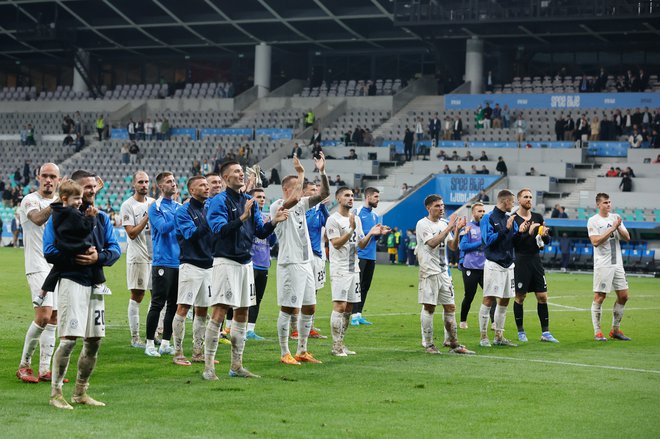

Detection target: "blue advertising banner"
[199, 128, 252, 139]
[445, 93, 660, 110]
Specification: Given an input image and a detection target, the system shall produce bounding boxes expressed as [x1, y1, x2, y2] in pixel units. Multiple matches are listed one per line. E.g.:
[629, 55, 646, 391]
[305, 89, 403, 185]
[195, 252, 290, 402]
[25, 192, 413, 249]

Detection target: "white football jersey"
[19, 191, 55, 274]
[415, 216, 451, 278]
[271, 197, 312, 265]
[326, 212, 364, 276]
[120, 196, 154, 263]
[587, 213, 625, 268]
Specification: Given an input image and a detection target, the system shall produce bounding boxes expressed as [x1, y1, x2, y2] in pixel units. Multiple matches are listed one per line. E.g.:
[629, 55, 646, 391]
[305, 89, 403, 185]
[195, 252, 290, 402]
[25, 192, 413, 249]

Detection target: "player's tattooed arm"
[27, 204, 53, 226]
[426, 214, 457, 249]
[282, 156, 305, 209]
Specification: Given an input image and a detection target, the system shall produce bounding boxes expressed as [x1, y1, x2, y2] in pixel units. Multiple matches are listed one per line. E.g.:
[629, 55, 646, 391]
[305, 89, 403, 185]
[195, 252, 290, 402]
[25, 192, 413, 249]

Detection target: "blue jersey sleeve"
[176, 204, 198, 240]
[97, 212, 120, 266]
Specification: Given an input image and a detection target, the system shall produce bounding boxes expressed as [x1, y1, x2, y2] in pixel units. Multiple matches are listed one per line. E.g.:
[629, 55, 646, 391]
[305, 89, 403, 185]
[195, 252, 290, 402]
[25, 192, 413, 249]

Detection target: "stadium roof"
[0, 0, 658, 62]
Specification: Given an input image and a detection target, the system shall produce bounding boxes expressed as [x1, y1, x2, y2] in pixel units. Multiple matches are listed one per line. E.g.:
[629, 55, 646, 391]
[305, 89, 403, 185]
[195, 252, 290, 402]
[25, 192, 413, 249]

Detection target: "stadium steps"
[372, 95, 443, 139]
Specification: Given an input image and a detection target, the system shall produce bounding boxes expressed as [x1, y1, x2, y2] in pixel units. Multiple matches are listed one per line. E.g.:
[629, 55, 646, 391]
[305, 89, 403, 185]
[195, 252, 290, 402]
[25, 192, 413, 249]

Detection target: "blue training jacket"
[306, 203, 330, 258]
[43, 208, 120, 286]
[206, 187, 275, 264]
[149, 197, 181, 268]
[356, 205, 379, 260]
[480, 206, 518, 268]
[175, 197, 213, 269]
[459, 220, 485, 270]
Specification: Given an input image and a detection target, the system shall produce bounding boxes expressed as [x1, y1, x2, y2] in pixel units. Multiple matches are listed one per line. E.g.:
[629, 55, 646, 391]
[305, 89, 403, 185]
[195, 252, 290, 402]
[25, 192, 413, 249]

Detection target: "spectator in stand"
[475, 105, 484, 129]
[127, 119, 136, 141]
[559, 233, 571, 272]
[486, 70, 494, 92]
[559, 206, 568, 218]
[501, 104, 510, 129]
[343, 131, 352, 145]
[129, 141, 140, 164]
[12, 185, 23, 207]
[74, 111, 83, 135]
[26, 124, 36, 146]
[576, 115, 590, 146]
[514, 114, 527, 146]
[471, 165, 479, 174]
[476, 189, 490, 203]
[154, 118, 163, 141]
[144, 118, 154, 140]
[363, 129, 374, 146]
[20, 125, 28, 146]
[368, 81, 377, 96]
[628, 129, 643, 148]
[415, 117, 425, 142]
[639, 69, 649, 91]
[62, 116, 73, 134]
[436, 149, 448, 160]
[622, 110, 633, 135]
[62, 134, 74, 147]
[429, 113, 441, 145]
[309, 128, 321, 146]
[479, 150, 489, 161]
[482, 103, 493, 129]
[269, 168, 281, 185]
[334, 175, 346, 186]
[352, 126, 364, 146]
[75, 133, 85, 152]
[590, 116, 600, 141]
[11, 210, 22, 247]
[526, 167, 536, 176]
[238, 144, 251, 165]
[289, 142, 302, 158]
[121, 142, 130, 164]
[345, 149, 358, 160]
[304, 110, 315, 128]
[311, 141, 323, 159]
[619, 173, 633, 192]
[2, 182, 12, 207]
[550, 203, 561, 218]
[202, 159, 211, 176]
[496, 156, 508, 176]
[443, 115, 453, 140]
[404, 127, 414, 162]
[564, 114, 575, 141]
[632, 108, 643, 129]
[623, 167, 635, 178]
[22, 160, 30, 186]
[455, 165, 466, 174]
[478, 165, 490, 174]
[161, 117, 170, 140]
[442, 164, 452, 174]
[613, 109, 623, 136]
[492, 103, 502, 128]
[653, 109, 660, 130]
[641, 107, 652, 131]
[595, 67, 607, 92]
[649, 128, 659, 149]
[614, 167, 623, 175]
[401, 183, 410, 196]
[555, 114, 566, 141]
[450, 150, 460, 161]
[191, 160, 201, 175]
[136, 119, 145, 140]
[464, 151, 474, 161]
[95, 115, 105, 141]
[453, 116, 463, 140]
[605, 167, 618, 177]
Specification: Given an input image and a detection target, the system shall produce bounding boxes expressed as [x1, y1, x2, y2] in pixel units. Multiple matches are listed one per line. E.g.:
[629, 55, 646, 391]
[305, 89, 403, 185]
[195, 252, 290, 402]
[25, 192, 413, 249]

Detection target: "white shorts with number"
[593, 266, 628, 293]
[211, 258, 255, 308]
[127, 262, 152, 290]
[418, 271, 455, 305]
[331, 272, 361, 303]
[27, 271, 57, 309]
[57, 278, 105, 338]
[277, 262, 316, 308]
[177, 263, 213, 307]
[483, 259, 515, 299]
[311, 255, 326, 290]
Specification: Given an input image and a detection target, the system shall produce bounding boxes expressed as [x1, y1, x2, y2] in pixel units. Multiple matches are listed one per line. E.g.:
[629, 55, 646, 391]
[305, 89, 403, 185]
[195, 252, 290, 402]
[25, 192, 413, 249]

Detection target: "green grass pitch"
[1, 247, 659, 438]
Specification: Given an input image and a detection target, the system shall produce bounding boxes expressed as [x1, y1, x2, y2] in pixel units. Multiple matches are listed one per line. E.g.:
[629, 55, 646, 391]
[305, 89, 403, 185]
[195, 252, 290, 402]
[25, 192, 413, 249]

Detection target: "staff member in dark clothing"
[478, 189, 518, 347]
[512, 189, 558, 344]
[171, 176, 214, 367]
[403, 127, 414, 162]
[203, 161, 287, 380]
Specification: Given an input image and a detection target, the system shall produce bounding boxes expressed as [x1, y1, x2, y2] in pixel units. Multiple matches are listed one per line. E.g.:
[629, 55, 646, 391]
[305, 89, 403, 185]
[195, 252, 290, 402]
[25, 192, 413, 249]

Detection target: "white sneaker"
[158, 344, 175, 355]
[479, 338, 492, 347]
[145, 346, 161, 357]
[459, 322, 468, 329]
[342, 346, 356, 355]
[202, 368, 218, 381]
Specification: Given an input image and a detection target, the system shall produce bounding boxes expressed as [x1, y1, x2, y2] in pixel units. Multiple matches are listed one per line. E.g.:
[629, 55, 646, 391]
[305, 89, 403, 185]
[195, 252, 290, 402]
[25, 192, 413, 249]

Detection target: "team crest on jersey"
[291, 295, 298, 304]
[493, 285, 499, 292]
[225, 290, 233, 300]
[186, 292, 193, 300]
[600, 282, 606, 290]
[138, 278, 143, 287]
[70, 319, 79, 329]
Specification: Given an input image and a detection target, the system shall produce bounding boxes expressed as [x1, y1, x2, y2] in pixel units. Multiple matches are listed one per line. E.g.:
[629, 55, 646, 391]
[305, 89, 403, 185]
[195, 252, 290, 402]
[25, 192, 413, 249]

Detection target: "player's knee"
[536, 293, 548, 304]
[515, 295, 525, 304]
[617, 292, 629, 304]
[83, 338, 102, 356]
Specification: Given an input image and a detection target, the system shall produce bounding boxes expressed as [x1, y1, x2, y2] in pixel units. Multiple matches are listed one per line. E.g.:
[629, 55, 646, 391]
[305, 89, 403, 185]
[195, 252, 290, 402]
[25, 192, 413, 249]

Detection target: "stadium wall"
[445, 92, 660, 110]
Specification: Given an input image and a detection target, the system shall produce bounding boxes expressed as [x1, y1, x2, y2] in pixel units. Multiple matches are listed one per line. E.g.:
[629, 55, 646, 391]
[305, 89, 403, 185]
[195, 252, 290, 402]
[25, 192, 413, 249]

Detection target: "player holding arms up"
[270, 153, 329, 365]
[478, 190, 518, 347]
[587, 193, 631, 342]
[326, 187, 384, 357]
[415, 195, 474, 354]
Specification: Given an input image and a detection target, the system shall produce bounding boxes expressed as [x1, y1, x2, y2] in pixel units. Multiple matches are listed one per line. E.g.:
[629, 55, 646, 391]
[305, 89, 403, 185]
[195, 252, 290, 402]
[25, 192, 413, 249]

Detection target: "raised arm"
[426, 215, 457, 249]
[308, 152, 330, 208]
[282, 156, 305, 209]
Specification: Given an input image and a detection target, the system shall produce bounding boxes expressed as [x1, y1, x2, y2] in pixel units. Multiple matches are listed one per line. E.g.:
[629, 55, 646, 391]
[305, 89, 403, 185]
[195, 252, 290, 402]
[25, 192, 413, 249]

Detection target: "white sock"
[128, 299, 140, 338]
[204, 319, 221, 370]
[40, 324, 57, 375]
[478, 304, 490, 337]
[297, 313, 314, 355]
[591, 301, 602, 333]
[160, 339, 170, 349]
[52, 339, 76, 390]
[277, 311, 291, 356]
[612, 302, 625, 330]
[145, 339, 155, 349]
[192, 315, 207, 353]
[231, 320, 247, 369]
[247, 322, 256, 332]
[19, 321, 44, 368]
[443, 311, 458, 346]
[172, 314, 186, 354]
[494, 304, 507, 338]
[330, 311, 343, 344]
[420, 308, 434, 347]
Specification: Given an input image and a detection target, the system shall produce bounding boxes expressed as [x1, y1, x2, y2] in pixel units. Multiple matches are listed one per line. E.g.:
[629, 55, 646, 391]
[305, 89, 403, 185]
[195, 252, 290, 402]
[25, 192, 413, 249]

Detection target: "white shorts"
[593, 266, 628, 293]
[177, 263, 213, 307]
[27, 271, 57, 309]
[331, 272, 361, 303]
[418, 271, 455, 305]
[311, 255, 326, 290]
[211, 258, 255, 308]
[483, 259, 515, 299]
[277, 262, 316, 308]
[57, 278, 105, 338]
[127, 262, 152, 290]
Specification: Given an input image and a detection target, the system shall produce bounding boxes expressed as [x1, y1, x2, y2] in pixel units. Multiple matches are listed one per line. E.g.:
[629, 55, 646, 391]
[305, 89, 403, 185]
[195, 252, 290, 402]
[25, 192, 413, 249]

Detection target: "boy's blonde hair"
[58, 180, 83, 200]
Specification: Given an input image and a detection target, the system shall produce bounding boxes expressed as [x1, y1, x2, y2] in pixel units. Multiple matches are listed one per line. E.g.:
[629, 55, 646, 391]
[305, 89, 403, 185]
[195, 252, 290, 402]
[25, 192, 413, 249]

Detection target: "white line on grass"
[547, 302, 589, 311]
